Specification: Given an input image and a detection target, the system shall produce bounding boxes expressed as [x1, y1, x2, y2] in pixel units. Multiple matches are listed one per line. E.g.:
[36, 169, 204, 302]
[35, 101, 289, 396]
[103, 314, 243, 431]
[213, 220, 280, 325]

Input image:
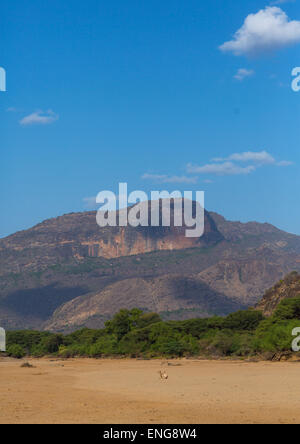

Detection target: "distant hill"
[1, 201, 300, 332]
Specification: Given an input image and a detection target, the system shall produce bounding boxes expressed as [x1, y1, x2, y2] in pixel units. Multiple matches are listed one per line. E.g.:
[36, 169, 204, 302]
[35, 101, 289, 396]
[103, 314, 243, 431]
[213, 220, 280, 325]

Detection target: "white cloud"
[276, 160, 293, 166]
[20, 110, 58, 126]
[186, 162, 255, 176]
[6, 107, 19, 112]
[141, 152, 292, 182]
[213, 150, 275, 165]
[234, 68, 255, 81]
[270, 1, 295, 5]
[219, 7, 300, 56]
[142, 173, 198, 184]
[187, 151, 292, 177]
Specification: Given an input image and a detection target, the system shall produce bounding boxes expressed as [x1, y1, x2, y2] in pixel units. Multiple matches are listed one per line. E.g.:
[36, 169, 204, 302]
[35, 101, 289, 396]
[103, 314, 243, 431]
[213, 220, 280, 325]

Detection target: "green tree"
[105, 308, 160, 340]
[253, 318, 300, 352]
[223, 310, 264, 331]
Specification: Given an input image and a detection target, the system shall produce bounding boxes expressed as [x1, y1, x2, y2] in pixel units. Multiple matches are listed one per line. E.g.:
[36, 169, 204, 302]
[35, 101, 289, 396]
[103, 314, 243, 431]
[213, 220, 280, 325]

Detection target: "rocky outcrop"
[0, 204, 222, 275]
[256, 272, 300, 316]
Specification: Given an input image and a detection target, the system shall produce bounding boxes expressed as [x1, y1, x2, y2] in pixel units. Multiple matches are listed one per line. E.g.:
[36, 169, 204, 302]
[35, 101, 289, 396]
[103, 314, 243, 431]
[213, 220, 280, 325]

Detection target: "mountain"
[1, 201, 300, 332]
[256, 272, 300, 316]
[0, 201, 222, 273]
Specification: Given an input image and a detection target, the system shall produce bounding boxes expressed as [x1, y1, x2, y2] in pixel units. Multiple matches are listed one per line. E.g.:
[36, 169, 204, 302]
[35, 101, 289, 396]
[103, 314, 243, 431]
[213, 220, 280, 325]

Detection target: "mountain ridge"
[1, 202, 300, 332]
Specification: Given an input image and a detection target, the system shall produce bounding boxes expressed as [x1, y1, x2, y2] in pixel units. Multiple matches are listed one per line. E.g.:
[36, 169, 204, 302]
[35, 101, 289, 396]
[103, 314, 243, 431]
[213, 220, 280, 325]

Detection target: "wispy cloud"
[6, 107, 19, 112]
[187, 162, 255, 176]
[276, 160, 294, 166]
[234, 68, 255, 81]
[20, 110, 58, 126]
[142, 173, 198, 184]
[270, 0, 295, 5]
[219, 7, 300, 56]
[187, 151, 292, 176]
[212, 150, 275, 165]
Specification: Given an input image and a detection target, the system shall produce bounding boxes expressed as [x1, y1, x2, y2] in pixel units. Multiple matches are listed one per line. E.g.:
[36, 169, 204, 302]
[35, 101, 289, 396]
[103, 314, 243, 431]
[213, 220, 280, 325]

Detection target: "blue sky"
[1, 0, 300, 237]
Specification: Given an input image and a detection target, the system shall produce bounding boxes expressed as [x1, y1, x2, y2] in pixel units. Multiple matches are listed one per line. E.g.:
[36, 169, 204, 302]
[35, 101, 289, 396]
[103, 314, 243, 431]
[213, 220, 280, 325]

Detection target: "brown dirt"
[1, 357, 300, 424]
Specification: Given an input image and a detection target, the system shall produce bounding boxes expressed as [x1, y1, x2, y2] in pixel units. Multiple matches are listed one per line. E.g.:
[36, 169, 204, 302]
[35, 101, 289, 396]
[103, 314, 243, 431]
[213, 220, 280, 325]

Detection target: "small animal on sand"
[159, 369, 168, 380]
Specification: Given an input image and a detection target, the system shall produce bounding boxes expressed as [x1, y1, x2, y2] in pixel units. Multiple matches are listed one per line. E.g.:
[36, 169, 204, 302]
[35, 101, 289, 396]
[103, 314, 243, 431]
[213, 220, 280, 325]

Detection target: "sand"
[1, 357, 300, 424]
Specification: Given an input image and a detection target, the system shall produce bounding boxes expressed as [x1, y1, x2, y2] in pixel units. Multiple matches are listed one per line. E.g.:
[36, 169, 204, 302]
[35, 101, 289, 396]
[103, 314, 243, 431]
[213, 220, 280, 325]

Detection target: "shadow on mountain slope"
[2, 284, 90, 320]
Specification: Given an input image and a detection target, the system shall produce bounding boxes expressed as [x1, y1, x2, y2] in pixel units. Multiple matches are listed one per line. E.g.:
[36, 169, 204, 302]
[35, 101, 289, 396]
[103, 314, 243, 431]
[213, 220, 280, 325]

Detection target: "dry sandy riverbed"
[1, 357, 300, 424]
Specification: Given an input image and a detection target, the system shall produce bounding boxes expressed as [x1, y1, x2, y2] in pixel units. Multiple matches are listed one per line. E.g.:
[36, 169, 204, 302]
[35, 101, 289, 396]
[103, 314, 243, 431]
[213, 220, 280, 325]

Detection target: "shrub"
[105, 309, 144, 340]
[6, 330, 52, 354]
[7, 344, 26, 358]
[273, 297, 300, 321]
[211, 331, 235, 356]
[253, 318, 300, 352]
[42, 334, 64, 354]
[171, 317, 223, 338]
[58, 345, 74, 358]
[89, 335, 119, 357]
[223, 310, 264, 331]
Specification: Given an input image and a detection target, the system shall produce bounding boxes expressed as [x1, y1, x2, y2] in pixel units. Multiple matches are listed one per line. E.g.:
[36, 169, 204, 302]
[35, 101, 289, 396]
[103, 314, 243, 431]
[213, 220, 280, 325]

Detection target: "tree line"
[4, 297, 300, 359]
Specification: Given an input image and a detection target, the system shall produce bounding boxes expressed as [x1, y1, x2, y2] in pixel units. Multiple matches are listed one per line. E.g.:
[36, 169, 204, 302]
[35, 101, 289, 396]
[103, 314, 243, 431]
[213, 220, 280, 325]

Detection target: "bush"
[223, 310, 264, 331]
[7, 344, 26, 358]
[7, 330, 52, 354]
[118, 330, 149, 356]
[58, 345, 73, 358]
[64, 328, 104, 346]
[171, 317, 223, 338]
[89, 335, 119, 357]
[273, 297, 300, 320]
[198, 329, 255, 357]
[44, 334, 63, 353]
[105, 309, 145, 340]
[211, 331, 235, 356]
[253, 318, 300, 352]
